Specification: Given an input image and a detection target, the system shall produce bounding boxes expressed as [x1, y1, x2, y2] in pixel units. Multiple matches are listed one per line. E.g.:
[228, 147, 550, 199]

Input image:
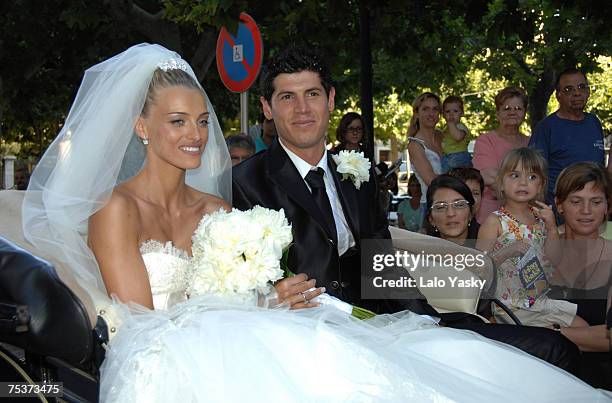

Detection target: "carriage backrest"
[0, 236, 94, 367]
[0, 190, 103, 325]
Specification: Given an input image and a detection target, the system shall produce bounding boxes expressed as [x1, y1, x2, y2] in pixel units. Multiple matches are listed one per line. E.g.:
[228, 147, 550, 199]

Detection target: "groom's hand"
[275, 273, 325, 310]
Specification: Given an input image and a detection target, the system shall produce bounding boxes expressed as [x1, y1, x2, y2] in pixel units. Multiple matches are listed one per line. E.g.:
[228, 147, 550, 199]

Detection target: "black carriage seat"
[0, 236, 95, 369]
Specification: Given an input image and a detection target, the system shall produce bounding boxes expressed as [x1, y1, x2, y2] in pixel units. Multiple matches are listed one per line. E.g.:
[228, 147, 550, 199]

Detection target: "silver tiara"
[157, 58, 188, 72]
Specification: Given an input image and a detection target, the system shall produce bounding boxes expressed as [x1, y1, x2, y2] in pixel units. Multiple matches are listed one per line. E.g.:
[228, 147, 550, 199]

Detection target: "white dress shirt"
[279, 139, 356, 255]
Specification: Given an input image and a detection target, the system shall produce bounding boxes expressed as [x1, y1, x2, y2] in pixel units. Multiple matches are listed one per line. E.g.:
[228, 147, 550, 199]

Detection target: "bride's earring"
[142, 137, 149, 145]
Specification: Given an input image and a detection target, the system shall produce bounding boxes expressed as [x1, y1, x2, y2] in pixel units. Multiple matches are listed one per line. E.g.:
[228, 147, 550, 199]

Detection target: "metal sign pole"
[240, 91, 248, 134]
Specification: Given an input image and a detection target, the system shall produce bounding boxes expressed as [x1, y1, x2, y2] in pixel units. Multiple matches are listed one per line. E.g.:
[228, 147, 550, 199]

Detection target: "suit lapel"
[328, 152, 361, 241]
[267, 141, 337, 241]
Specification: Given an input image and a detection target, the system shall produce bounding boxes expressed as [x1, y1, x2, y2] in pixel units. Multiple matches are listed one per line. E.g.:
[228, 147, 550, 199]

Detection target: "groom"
[232, 44, 579, 371]
[232, 44, 432, 315]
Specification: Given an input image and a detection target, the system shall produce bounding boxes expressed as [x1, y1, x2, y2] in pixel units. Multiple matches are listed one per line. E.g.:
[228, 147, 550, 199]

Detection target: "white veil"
[22, 43, 232, 297]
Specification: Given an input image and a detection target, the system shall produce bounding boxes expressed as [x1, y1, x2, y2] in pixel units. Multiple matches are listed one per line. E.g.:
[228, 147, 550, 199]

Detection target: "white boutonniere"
[332, 150, 370, 190]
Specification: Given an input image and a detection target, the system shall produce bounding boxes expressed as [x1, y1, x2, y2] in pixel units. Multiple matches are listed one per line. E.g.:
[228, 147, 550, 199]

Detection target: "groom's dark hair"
[259, 43, 333, 103]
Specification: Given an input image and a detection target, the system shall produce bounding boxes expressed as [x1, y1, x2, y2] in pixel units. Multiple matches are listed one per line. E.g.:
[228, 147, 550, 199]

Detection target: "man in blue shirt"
[529, 68, 605, 203]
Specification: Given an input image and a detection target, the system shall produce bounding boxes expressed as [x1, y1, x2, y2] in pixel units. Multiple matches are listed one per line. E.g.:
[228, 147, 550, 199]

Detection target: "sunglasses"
[561, 84, 589, 94]
[430, 200, 470, 213]
[501, 105, 524, 112]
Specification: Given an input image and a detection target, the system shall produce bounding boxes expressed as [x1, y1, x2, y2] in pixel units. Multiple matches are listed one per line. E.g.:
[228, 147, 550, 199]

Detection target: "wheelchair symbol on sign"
[233, 45, 243, 62]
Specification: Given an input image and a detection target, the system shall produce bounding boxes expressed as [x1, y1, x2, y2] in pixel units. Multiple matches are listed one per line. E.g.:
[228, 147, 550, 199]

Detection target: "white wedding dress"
[99, 240, 611, 403]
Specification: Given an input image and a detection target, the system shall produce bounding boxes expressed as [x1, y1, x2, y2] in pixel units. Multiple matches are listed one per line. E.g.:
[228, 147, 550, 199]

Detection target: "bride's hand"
[274, 274, 325, 310]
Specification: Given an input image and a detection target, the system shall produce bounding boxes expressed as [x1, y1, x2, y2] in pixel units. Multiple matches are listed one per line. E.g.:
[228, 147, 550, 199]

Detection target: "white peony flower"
[332, 150, 370, 189]
[187, 207, 292, 300]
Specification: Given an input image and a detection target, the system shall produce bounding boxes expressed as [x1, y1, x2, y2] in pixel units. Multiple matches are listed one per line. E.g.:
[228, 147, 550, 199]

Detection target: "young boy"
[441, 96, 472, 172]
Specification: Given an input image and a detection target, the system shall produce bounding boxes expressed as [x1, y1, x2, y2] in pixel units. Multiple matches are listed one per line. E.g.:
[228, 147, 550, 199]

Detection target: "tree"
[588, 56, 612, 134]
[2, 0, 610, 158]
[0, 0, 133, 157]
[114, 0, 251, 82]
[473, 0, 612, 130]
[0, 0, 247, 157]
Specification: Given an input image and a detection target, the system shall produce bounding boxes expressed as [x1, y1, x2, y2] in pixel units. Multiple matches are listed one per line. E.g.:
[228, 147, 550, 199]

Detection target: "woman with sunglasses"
[472, 86, 530, 224]
[331, 112, 366, 153]
[423, 175, 480, 248]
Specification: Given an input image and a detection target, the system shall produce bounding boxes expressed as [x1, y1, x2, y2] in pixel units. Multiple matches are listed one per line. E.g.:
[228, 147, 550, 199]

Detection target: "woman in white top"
[407, 92, 444, 227]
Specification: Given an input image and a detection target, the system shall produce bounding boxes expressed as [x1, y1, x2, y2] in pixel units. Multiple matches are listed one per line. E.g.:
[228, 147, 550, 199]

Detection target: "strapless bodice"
[139, 240, 190, 310]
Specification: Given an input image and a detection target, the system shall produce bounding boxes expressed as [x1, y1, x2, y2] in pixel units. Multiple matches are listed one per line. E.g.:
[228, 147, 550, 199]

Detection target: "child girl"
[476, 148, 588, 329]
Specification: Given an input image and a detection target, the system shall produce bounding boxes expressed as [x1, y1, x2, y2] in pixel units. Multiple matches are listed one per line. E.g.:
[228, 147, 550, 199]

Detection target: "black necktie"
[305, 168, 337, 243]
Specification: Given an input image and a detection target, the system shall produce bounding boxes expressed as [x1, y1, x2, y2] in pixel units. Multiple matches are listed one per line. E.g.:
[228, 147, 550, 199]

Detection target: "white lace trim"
[139, 240, 191, 309]
[139, 239, 190, 259]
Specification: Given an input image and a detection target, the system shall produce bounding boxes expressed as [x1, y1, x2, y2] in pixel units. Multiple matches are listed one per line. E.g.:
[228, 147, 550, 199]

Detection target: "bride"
[22, 44, 610, 402]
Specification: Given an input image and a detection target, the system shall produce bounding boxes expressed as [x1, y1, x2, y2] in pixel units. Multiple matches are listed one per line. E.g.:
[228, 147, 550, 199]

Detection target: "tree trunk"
[359, 2, 374, 162]
[0, 76, 3, 125]
[35, 125, 43, 157]
[390, 136, 398, 162]
[190, 27, 218, 83]
[528, 68, 556, 133]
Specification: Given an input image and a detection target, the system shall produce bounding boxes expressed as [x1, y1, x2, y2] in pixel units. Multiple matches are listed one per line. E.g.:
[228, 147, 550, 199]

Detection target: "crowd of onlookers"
[392, 68, 610, 358]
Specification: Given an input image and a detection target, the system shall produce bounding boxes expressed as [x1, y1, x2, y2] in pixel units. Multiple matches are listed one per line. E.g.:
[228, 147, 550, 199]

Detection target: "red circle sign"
[216, 13, 263, 93]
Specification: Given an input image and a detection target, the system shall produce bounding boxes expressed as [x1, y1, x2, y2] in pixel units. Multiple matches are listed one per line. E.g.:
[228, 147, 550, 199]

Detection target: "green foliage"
[163, 0, 242, 30]
[354, 0, 612, 136]
[1, 0, 610, 158]
[0, 0, 135, 158]
[473, 0, 612, 128]
[589, 56, 612, 134]
[0, 141, 21, 158]
[372, 92, 412, 145]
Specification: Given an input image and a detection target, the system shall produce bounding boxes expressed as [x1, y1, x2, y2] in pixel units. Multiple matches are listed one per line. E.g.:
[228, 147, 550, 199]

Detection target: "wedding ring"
[301, 292, 309, 304]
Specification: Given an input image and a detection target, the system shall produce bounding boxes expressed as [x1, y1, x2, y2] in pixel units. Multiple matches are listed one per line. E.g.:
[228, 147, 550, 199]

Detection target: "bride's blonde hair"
[142, 68, 202, 116]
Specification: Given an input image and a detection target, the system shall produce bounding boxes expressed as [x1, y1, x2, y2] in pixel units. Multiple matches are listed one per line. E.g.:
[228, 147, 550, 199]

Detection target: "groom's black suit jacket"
[232, 139, 437, 316]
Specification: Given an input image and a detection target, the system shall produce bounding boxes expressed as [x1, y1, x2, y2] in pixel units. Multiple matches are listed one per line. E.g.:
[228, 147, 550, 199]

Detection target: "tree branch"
[512, 54, 536, 78]
[23, 58, 47, 81]
[0, 76, 3, 124]
[104, 0, 182, 52]
[190, 26, 218, 82]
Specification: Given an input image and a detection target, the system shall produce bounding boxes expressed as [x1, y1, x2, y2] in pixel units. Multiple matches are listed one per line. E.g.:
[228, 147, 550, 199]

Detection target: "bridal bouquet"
[187, 206, 292, 302]
[188, 206, 376, 319]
